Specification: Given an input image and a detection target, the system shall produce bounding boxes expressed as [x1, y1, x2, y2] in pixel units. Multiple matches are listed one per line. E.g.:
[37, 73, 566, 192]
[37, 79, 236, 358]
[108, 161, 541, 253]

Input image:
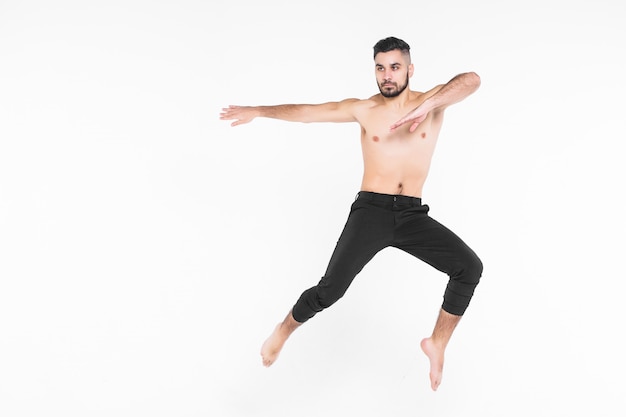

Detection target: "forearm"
[254, 104, 315, 122]
[422, 72, 481, 112]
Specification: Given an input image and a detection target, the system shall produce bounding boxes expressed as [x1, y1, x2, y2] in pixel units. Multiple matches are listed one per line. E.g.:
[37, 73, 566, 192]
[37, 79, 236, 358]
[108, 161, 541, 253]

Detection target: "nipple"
[421, 132, 426, 139]
[373, 135, 380, 142]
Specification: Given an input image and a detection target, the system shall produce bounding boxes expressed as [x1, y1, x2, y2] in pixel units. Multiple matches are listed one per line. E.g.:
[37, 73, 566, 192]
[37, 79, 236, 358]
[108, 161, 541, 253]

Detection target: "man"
[220, 36, 483, 391]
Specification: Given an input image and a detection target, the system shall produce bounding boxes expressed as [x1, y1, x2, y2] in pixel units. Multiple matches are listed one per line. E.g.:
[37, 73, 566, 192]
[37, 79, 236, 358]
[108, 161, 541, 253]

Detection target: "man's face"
[374, 50, 413, 98]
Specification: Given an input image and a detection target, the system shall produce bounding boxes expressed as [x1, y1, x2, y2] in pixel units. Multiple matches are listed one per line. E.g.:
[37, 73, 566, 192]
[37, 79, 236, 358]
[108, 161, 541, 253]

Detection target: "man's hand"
[220, 105, 258, 127]
[390, 105, 429, 133]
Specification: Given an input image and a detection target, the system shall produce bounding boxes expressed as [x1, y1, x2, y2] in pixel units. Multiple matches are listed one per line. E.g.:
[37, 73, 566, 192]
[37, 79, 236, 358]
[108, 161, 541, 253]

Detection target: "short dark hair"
[373, 36, 411, 59]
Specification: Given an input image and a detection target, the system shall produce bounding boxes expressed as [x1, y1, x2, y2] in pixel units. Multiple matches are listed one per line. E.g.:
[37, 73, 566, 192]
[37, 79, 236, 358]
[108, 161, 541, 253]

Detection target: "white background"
[1, 1, 625, 416]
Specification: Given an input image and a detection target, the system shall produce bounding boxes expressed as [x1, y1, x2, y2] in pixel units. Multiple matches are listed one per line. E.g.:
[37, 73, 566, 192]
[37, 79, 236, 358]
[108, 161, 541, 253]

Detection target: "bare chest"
[361, 120, 439, 159]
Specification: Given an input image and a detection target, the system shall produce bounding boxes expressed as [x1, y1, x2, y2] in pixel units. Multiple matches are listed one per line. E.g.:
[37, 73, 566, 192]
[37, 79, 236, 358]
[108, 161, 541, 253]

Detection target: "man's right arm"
[220, 99, 359, 127]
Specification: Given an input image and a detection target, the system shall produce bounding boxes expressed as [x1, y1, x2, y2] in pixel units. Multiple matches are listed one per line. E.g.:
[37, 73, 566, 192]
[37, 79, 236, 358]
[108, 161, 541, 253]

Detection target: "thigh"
[395, 213, 478, 275]
[322, 199, 393, 281]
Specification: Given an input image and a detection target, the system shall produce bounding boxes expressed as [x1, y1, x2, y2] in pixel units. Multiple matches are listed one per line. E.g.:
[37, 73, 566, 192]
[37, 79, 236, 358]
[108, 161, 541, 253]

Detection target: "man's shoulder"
[365, 93, 383, 103]
[347, 95, 383, 109]
[335, 96, 379, 112]
[339, 95, 379, 103]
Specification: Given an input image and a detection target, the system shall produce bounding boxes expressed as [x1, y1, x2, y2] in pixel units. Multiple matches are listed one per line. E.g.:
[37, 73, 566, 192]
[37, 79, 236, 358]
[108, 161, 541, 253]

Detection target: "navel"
[397, 183, 403, 192]
[372, 135, 380, 142]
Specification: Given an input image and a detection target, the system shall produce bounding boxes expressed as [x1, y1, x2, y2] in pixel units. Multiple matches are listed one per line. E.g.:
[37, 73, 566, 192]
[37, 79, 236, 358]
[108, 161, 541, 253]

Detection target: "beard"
[378, 74, 409, 98]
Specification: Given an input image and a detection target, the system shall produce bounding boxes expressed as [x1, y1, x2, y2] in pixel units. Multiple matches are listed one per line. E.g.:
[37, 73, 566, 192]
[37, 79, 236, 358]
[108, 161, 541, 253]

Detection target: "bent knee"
[293, 284, 347, 322]
[317, 286, 347, 309]
[453, 254, 483, 285]
[470, 255, 483, 283]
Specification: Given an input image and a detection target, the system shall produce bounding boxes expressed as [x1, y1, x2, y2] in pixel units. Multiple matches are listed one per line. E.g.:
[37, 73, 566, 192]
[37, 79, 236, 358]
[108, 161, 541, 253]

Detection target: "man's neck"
[381, 89, 413, 108]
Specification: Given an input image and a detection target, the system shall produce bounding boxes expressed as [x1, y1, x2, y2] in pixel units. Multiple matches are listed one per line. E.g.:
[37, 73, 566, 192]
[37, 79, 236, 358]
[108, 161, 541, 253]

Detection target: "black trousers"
[292, 191, 483, 323]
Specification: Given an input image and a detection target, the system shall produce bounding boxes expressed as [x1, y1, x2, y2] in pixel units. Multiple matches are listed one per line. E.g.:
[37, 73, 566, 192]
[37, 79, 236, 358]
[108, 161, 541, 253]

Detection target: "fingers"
[389, 118, 407, 131]
[220, 105, 242, 122]
[220, 105, 235, 117]
[390, 110, 419, 130]
[220, 105, 254, 127]
[390, 117, 419, 132]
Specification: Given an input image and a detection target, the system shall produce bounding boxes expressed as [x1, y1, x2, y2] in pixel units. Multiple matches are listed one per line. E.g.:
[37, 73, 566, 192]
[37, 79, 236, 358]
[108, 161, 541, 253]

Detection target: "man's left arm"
[390, 72, 481, 132]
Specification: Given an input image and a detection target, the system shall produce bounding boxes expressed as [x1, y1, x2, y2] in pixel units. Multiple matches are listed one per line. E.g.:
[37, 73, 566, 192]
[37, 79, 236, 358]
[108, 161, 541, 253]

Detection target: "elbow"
[467, 71, 481, 90]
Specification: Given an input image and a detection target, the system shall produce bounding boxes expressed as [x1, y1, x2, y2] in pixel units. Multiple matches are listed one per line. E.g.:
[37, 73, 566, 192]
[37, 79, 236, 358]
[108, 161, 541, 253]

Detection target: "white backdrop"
[1, 1, 625, 416]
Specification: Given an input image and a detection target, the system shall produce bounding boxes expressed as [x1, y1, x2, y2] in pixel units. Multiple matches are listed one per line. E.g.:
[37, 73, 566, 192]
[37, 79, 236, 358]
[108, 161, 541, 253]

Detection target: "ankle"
[429, 336, 448, 351]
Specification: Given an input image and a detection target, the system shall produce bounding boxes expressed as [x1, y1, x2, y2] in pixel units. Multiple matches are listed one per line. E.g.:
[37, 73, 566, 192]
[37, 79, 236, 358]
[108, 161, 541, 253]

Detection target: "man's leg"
[394, 208, 482, 390]
[260, 196, 392, 367]
[260, 309, 301, 367]
[420, 309, 461, 391]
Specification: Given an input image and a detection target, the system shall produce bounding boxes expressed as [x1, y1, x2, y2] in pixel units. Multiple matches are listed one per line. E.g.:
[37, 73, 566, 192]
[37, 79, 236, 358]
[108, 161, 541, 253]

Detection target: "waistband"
[356, 191, 422, 206]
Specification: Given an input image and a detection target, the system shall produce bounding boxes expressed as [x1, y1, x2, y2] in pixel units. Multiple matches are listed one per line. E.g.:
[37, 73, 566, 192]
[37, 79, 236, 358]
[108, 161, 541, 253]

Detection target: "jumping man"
[220, 36, 483, 391]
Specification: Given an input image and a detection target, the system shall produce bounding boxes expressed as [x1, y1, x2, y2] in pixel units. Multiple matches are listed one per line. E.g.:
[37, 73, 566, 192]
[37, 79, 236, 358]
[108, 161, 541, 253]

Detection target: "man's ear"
[408, 63, 414, 78]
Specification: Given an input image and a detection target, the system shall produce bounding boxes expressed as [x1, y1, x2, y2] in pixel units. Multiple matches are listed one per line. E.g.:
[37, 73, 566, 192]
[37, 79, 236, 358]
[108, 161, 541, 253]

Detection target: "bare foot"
[260, 323, 287, 367]
[420, 337, 444, 391]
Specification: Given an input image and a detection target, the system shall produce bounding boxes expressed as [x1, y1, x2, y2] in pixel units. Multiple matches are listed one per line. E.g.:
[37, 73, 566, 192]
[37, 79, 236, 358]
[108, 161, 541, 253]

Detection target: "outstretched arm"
[390, 72, 481, 132]
[220, 99, 359, 127]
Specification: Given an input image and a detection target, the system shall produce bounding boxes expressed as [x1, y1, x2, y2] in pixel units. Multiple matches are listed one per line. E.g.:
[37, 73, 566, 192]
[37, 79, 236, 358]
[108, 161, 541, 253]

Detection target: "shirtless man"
[220, 37, 483, 391]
